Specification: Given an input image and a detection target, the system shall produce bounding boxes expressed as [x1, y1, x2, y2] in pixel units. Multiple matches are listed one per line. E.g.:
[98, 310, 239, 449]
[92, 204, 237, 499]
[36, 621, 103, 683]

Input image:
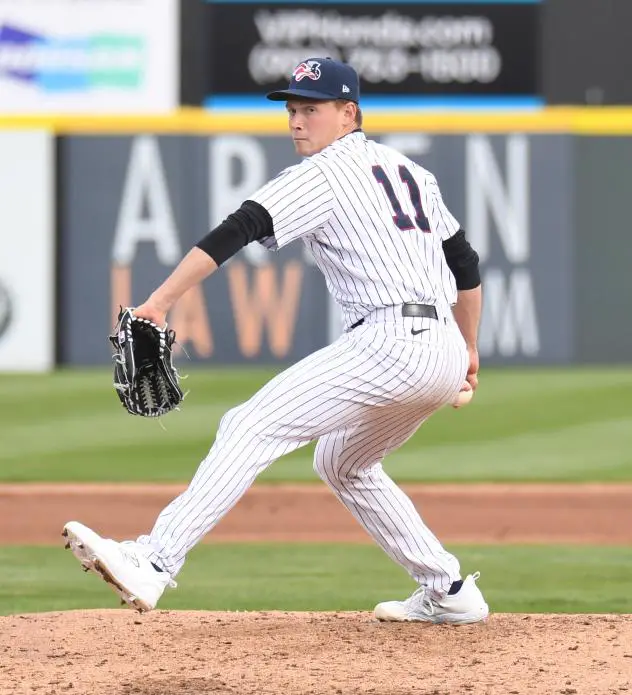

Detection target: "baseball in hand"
[452, 383, 474, 408]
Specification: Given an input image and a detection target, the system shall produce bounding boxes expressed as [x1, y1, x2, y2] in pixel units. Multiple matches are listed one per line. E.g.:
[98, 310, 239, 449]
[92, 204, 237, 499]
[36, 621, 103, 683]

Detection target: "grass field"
[1, 543, 631, 616]
[1, 366, 631, 619]
[1, 366, 631, 482]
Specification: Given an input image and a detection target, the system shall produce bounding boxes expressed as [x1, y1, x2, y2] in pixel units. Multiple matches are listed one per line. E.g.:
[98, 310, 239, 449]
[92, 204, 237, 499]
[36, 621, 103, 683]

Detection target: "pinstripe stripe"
[136, 130, 475, 601]
[314, 411, 459, 593]
[139, 324, 467, 586]
[250, 132, 461, 330]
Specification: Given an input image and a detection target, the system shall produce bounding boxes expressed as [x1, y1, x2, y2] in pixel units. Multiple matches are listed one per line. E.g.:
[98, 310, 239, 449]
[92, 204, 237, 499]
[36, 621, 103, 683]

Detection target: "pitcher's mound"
[1, 611, 631, 695]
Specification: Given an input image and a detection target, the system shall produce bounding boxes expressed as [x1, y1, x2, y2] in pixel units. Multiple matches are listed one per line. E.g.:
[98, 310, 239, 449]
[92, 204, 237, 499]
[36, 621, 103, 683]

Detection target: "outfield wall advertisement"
[0, 131, 55, 372]
[59, 135, 330, 366]
[200, 0, 541, 110]
[0, 0, 179, 113]
[58, 133, 573, 367]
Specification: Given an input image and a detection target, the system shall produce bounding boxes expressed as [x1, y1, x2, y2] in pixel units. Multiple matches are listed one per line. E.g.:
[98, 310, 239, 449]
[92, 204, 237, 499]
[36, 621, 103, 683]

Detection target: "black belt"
[349, 303, 438, 330]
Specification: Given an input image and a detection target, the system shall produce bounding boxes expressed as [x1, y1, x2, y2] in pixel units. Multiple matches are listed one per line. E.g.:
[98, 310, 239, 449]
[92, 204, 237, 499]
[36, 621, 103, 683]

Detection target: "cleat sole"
[62, 523, 151, 614]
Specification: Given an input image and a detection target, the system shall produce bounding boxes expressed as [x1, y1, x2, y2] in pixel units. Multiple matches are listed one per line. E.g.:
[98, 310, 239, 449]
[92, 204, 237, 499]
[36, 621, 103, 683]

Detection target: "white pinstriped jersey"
[137, 137, 471, 601]
[250, 130, 461, 329]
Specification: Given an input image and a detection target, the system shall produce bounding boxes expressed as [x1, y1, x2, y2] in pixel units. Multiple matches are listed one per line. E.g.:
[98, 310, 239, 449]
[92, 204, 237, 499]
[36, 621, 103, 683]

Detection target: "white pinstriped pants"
[138, 308, 469, 599]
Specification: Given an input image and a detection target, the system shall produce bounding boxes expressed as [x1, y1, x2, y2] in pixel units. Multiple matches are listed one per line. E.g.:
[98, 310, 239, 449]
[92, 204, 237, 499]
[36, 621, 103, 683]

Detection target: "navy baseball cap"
[267, 57, 360, 103]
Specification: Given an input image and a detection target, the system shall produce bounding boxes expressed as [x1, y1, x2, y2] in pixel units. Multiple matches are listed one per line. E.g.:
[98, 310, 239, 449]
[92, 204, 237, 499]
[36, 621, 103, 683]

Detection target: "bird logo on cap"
[292, 60, 321, 82]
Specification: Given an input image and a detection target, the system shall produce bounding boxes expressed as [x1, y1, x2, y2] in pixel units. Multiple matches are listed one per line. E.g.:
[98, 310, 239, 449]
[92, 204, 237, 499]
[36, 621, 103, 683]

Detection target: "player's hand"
[466, 346, 479, 391]
[132, 301, 168, 329]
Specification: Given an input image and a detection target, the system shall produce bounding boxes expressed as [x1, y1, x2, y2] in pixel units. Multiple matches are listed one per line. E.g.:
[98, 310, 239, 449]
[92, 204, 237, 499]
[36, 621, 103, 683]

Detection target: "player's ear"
[343, 101, 357, 125]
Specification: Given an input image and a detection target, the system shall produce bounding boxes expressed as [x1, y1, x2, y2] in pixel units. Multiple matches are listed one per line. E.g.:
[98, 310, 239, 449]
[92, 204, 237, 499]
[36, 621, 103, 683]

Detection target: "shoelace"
[119, 542, 177, 588]
[404, 572, 482, 617]
[405, 585, 436, 616]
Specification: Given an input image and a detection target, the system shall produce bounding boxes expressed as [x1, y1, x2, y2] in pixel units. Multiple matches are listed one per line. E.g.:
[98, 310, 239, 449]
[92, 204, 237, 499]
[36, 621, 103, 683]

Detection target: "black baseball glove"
[108, 307, 184, 417]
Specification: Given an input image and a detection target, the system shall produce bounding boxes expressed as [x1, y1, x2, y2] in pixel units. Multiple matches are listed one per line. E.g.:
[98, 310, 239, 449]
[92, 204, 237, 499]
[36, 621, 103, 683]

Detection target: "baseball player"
[63, 57, 488, 624]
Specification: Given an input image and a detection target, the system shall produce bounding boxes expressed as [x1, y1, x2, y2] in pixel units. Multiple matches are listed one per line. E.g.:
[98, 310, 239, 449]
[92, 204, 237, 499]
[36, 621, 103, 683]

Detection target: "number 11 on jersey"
[372, 165, 431, 233]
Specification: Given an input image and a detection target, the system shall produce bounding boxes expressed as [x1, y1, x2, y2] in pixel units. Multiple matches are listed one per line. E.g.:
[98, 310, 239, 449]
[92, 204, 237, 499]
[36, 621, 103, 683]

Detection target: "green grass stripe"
[1, 544, 631, 616]
[1, 366, 631, 482]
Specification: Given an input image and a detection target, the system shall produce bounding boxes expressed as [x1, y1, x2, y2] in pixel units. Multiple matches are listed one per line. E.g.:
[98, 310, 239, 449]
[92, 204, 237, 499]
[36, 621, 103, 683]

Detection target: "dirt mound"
[1, 610, 631, 695]
[3, 484, 632, 693]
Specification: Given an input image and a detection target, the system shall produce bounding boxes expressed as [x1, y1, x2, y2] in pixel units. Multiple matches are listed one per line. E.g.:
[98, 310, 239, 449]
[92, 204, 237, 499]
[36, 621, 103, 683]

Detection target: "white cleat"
[374, 572, 489, 625]
[62, 521, 175, 613]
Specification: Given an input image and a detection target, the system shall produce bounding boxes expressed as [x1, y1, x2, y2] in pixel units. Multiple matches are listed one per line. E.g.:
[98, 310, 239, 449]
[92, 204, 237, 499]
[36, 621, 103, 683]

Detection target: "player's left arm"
[133, 161, 334, 326]
[133, 199, 271, 325]
[248, 159, 334, 249]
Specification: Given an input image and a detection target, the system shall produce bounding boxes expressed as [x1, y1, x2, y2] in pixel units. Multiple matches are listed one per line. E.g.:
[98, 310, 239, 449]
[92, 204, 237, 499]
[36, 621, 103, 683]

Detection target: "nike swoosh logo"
[411, 328, 429, 336]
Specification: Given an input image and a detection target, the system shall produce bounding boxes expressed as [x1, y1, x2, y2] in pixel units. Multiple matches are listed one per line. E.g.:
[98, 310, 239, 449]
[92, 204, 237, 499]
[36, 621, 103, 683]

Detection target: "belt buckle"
[402, 303, 437, 320]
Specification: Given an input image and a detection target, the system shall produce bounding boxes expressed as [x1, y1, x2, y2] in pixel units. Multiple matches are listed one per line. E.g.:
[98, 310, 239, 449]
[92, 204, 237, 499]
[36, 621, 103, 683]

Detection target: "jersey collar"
[304, 130, 366, 161]
[339, 128, 365, 141]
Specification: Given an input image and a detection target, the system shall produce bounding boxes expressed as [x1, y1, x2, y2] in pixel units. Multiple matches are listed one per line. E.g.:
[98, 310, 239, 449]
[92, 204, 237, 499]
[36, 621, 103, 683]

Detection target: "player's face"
[286, 100, 353, 156]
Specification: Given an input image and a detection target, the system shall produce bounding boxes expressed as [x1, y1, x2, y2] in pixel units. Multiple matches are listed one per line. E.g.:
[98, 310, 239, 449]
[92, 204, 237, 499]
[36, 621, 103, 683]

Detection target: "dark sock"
[151, 562, 165, 574]
[448, 579, 463, 595]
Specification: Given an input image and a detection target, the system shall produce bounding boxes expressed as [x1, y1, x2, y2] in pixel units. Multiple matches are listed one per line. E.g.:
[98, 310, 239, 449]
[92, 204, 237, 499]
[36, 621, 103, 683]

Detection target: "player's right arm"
[425, 174, 482, 390]
[451, 287, 482, 390]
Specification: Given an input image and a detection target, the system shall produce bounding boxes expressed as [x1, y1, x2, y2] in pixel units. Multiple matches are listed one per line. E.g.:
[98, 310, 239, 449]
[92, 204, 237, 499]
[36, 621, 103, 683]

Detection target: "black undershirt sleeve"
[442, 230, 481, 290]
[195, 200, 274, 266]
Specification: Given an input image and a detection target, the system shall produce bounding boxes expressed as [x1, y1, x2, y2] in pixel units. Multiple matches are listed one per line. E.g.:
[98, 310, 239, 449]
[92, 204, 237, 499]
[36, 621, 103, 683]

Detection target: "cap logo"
[341, 84, 350, 93]
[293, 60, 321, 82]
